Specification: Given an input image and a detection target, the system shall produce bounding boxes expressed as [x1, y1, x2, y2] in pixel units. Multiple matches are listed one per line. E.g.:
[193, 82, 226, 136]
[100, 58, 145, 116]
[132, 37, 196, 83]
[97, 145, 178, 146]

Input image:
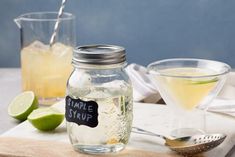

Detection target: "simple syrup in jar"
[66, 45, 133, 154]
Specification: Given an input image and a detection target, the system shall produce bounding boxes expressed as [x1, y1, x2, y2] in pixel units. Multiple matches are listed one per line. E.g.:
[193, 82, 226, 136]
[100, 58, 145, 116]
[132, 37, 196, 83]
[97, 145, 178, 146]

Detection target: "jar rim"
[72, 44, 126, 65]
[16, 12, 75, 22]
[72, 62, 127, 69]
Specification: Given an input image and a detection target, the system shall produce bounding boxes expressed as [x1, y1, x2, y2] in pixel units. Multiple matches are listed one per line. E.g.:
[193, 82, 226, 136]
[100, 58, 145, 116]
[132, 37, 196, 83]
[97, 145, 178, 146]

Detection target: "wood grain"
[0, 137, 183, 157]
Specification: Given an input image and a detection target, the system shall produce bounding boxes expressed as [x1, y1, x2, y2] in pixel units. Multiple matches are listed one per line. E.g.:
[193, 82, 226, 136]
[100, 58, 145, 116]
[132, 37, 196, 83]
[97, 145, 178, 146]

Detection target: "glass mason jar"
[65, 45, 133, 154]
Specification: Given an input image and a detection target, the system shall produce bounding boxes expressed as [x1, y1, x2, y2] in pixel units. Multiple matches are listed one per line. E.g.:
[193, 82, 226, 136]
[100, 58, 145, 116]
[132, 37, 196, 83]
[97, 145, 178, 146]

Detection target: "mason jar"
[65, 45, 133, 154]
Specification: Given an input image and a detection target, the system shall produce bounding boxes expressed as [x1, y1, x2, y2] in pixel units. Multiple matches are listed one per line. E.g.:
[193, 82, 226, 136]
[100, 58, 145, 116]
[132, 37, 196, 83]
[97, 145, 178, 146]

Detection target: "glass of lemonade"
[148, 58, 230, 137]
[14, 12, 76, 105]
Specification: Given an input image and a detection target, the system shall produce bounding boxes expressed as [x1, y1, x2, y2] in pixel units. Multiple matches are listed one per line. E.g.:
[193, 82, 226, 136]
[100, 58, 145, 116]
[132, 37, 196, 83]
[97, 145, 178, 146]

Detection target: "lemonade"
[21, 41, 73, 104]
[156, 68, 218, 110]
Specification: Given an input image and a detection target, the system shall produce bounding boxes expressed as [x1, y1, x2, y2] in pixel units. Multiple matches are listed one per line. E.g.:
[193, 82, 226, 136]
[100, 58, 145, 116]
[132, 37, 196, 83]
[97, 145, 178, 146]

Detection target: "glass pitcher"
[14, 12, 76, 105]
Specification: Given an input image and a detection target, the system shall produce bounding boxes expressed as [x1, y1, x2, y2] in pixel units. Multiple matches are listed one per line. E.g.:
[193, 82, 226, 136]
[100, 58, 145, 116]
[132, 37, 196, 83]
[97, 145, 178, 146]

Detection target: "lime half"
[8, 91, 38, 121]
[28, 107, 64, 131]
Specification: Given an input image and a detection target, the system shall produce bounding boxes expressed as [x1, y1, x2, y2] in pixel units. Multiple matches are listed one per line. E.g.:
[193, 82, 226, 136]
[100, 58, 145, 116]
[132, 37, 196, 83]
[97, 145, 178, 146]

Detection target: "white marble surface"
[0, 68, 21, 134]
[0, 68, 235, 134]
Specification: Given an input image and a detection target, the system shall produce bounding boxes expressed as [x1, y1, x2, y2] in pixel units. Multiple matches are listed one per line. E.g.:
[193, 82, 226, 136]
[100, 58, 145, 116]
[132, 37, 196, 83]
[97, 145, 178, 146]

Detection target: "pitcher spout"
[14, 17, 22, 28]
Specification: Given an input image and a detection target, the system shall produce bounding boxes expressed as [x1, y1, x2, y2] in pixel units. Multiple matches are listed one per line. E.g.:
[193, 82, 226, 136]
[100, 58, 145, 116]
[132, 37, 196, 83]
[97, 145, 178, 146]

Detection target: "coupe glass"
[147, 58, 230, 137]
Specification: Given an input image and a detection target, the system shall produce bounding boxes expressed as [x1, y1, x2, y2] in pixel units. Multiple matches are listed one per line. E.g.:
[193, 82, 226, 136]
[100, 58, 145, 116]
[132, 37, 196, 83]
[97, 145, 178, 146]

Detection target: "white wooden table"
[1, 68, 235, 156]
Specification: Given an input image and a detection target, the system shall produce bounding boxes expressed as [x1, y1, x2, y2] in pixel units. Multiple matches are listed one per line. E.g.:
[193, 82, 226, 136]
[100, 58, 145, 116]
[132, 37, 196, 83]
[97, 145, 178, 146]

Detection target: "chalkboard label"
[65, 96, 99, 128]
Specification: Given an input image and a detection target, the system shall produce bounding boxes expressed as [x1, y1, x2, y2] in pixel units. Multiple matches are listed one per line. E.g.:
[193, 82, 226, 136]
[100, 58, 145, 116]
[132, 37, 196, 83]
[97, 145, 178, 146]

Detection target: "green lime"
[8, 91, 38, 121]
[190, 77, 219, 85]
[27, 107, 64, 131]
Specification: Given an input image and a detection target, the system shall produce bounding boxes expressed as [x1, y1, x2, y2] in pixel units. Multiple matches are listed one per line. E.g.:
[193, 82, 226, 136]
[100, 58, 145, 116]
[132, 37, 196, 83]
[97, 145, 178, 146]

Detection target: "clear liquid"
[67, 85, 133, 154]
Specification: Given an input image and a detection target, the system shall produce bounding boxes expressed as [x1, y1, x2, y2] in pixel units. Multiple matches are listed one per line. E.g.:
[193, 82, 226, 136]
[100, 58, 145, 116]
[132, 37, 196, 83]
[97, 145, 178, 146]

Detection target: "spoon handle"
[132, 127, 167, 140]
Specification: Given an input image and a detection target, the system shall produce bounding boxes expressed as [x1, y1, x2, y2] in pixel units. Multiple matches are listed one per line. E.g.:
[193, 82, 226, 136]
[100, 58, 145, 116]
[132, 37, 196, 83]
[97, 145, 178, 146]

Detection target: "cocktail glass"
[148, 58, 230, 137]
[14, 12, 76, 105]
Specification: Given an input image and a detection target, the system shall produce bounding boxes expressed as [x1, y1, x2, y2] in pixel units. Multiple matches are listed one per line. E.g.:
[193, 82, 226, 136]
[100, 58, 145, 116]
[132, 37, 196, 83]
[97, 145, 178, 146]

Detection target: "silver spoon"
[132, 127, 226, 155]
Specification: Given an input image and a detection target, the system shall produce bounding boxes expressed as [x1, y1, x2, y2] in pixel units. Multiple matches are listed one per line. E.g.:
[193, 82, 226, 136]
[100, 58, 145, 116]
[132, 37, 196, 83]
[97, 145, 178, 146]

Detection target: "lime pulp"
[27, 107, 64, 131]
[8, 91, 38, 121]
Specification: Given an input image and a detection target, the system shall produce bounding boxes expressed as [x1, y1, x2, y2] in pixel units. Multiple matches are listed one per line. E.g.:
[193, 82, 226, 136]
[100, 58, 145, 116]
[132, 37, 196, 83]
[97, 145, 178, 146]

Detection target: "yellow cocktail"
[21, 41, 73, 104]
[148, 58, 230, 137]
[157, 68, 218, 110]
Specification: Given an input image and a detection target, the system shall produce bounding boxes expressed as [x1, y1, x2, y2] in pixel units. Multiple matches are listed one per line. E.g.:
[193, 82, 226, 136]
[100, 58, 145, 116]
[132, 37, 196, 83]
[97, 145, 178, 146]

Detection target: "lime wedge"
[190, 77, 219, 85]
[27, 107, 64, 131]
[8, 91, 38, 121]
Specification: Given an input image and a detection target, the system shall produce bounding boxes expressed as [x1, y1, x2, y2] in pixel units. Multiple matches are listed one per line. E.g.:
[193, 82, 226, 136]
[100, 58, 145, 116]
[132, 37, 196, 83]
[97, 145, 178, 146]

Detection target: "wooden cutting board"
[1, 102, 234, 157]
[0, 137, 184, 157]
